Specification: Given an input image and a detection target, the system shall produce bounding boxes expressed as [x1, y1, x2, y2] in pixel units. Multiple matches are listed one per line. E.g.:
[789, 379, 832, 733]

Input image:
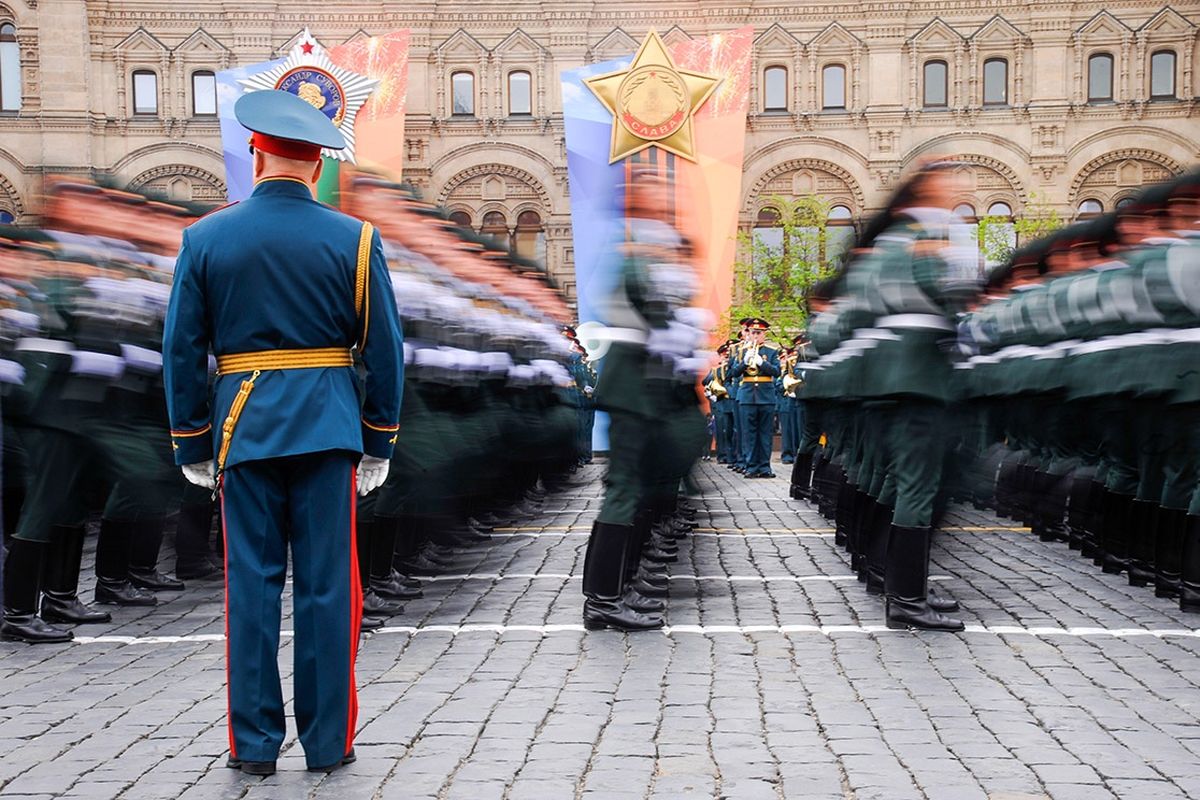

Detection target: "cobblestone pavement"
[3, 458, 1200, 800]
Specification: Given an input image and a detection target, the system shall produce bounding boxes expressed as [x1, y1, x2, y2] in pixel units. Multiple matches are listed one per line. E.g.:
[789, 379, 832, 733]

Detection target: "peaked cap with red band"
[747, 318, 771, 331]
[235, 89, 346, 162]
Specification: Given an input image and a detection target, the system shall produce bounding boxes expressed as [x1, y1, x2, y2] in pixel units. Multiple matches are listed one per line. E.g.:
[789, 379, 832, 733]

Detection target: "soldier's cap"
[792, 333, 807, 344]
[717, 343, 730, 354]
[562, 325, 577, 337]
[1169, 168, 1200, 201]
[738, 317, 752, 327]
[747, 318, 770, 331]
[236, 89, 346, 161]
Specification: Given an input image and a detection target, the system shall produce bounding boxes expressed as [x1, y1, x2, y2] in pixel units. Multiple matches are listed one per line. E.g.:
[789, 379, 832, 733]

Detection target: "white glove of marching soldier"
[181, 459, 216, 491]
[357, 455, 390, 496]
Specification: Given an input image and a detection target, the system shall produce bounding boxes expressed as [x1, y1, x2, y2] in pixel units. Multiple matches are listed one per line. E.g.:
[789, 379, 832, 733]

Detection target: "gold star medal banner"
[563, 28, 753, 328]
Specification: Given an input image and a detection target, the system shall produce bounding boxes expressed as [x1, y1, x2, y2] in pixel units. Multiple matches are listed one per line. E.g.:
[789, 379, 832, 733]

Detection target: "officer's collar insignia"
[240, 29, 379, 164]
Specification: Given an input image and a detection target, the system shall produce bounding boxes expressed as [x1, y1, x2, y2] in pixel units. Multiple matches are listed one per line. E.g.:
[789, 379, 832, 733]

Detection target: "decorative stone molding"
[437, 163, 552, 211]
[127, 163, 226, 198]
[744, 158, 867, 213]
[1069, 147, 1183, 202]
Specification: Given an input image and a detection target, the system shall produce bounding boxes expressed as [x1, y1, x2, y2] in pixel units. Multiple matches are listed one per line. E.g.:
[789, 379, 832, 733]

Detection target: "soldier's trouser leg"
[885, 403, 943, 529]
[748, 404, 775, 475]
[598, 411, 649, 527]
[737, 403, 754, 469]
[221, 452, 360, 769]
[780, 405, 795, 461]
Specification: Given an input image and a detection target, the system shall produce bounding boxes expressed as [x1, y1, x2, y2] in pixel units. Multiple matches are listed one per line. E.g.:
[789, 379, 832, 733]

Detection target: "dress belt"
[215, 346, 353, 376]
[214, 347, 355, 482]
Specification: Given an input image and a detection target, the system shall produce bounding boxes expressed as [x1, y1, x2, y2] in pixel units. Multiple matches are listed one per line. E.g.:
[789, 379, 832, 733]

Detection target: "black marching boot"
[1101, 493, 1134, 576]
[2, 538, 74, 643]
[128, 517, 185, 591]
[175, 501, 222, 581]
[1180, 515, 1200, 613]
[1127, 500, 1159, 588]
[790, 453, 813, 501]
[94, 519, 157, 606]
[582, 522, 663, 631]
[1154, 507, 1185, 599]
[864, 501, 890, 596]
[40, 525, 111, 625]
[368, 520, 422, 600]
[883, 526, 964, 632]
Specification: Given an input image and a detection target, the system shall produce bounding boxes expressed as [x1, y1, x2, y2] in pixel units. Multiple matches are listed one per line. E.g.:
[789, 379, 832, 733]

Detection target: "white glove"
[181, 460, 216, 491]
[357, 455, 390, 496]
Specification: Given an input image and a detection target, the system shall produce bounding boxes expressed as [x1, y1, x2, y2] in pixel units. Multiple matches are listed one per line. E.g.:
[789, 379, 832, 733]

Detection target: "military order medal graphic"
[585, 31, 721, 163]
[239, 29, 379, 163]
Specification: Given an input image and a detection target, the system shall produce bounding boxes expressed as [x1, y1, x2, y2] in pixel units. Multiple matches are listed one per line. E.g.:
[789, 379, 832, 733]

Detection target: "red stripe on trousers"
[219, 478, 237, 760]
[346, 466, 362, 755]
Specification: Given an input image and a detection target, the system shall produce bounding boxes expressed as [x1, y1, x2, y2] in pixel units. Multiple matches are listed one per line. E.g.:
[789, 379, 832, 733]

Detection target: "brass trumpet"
[745, 346, 763, 377]
[782, 373, 803, 397]
[708, 375, 729, 400]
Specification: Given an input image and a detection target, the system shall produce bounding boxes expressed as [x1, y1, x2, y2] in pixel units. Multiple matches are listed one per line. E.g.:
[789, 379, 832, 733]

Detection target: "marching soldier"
[729, 318, 781, 478]
[162, 90, 403, 774]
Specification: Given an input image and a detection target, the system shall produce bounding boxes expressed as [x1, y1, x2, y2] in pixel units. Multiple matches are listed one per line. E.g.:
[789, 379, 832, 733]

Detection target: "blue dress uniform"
[162, 91, 403, 773]
[730, 319, 781, 478]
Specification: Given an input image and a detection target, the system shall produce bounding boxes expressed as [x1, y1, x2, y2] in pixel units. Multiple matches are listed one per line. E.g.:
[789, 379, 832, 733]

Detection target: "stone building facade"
[0, 1, 1197, 301]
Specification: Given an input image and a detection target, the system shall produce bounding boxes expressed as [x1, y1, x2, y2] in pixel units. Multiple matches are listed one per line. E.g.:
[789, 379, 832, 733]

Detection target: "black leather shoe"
[360, 615, 385, 632]
[226, 757, 276, 776]
[1, 612, 74, 643]
[583, 598, 663, 631]
[401, 553, 447, 574]
[94, 579, 157, 606]
[628, 574, 668, 598]
[362, 589, 403, 618]
[129, 569, 185, 591]
[308, 748, 356, 773]
[176, 558, 223, 581]
[885, 598, 964, 631]
[641, 545, 677, 564]
[40, 593, 111, 625]
[624, 589, 666, 613]
[370, 576, 423, 600]
[927, 584, 959, 613]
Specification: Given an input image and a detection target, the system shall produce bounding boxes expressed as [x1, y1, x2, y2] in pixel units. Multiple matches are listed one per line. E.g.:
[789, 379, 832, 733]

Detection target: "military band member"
[730, 318, 781, 478]
[162, 90, 403, 774]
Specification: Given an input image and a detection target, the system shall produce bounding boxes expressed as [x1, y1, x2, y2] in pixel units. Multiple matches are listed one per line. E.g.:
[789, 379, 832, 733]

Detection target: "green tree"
[976, 191, 1065, 266]
[727, 194, 843, 341]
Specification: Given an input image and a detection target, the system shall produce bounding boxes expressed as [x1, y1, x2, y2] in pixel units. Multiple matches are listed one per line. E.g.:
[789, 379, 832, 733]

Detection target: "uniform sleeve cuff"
[171, 425, 213, 466]
[362, 420, 399, 459]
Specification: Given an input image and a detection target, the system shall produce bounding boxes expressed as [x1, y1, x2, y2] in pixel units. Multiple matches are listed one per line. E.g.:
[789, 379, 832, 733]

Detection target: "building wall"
[0, 1, 1196, 303]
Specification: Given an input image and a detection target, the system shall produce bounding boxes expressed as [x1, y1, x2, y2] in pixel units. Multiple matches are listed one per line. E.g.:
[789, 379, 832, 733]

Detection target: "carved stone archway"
[128, 164, 227, 203]
[1069, 149, 1182, 207]
[743, 158, 867, 215]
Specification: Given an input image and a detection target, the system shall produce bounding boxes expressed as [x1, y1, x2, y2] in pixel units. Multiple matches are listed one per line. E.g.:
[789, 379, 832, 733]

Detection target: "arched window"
[987, 202, 1012, 218]
[763, 66, 787, 111]
[1088, 53, 1113, 102]
[983, 202, 1016, 269]
[1115, 196, 1136, 210]
[0, 209, 13, 225]
[1077, 198, 1103, 218]
[448, 210, 472, 228]
[515, 209, 545, 262]
[0, 22, 19, 112]
[923, 60, 948, 108]
[192, 70, 217, 116]
[752, 207, 783, 259]
[132, 70, 158, 115]
[951, 203, 979, 263]
[822, 64, 846, 110]
[827, 204, 854, 263]
[953, 203, 977, 220]
[508, 70, 531, 116]
[983, 58, 1008, 106]
[481, 210, 508, 243]
[1151, 50, 1176, 100]
[451, 71, 474, 116]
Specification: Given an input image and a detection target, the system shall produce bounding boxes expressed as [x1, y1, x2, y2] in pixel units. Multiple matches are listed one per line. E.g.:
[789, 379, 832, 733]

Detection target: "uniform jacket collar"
[251, 176, 316, 200]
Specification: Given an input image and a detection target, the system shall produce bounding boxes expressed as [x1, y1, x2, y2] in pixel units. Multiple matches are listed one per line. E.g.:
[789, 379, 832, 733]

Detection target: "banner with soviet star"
[561, 27, 752, 329]
[216, 28, 410, 205]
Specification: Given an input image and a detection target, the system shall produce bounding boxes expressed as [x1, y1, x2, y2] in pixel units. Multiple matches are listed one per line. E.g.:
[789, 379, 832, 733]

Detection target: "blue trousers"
[779, 402, 797, 460]
[738, 403, 775, 476]
[220, 450, 361, 768]
[715, 410, 736, 462]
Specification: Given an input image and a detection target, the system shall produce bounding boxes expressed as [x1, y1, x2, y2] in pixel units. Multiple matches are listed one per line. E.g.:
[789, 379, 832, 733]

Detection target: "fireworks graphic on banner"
[239, 29, 380, 163]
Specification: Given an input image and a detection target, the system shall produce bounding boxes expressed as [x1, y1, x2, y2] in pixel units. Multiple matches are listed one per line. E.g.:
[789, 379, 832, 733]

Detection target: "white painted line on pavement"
[65, 623, 1200, 646]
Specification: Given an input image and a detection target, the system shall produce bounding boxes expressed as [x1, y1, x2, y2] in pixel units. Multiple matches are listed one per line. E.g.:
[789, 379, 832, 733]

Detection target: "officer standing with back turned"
[162, 90, 403, 775]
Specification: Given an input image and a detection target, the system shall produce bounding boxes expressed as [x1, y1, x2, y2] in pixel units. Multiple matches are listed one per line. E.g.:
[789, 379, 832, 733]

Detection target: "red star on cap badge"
[301, 42, 315, 54]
